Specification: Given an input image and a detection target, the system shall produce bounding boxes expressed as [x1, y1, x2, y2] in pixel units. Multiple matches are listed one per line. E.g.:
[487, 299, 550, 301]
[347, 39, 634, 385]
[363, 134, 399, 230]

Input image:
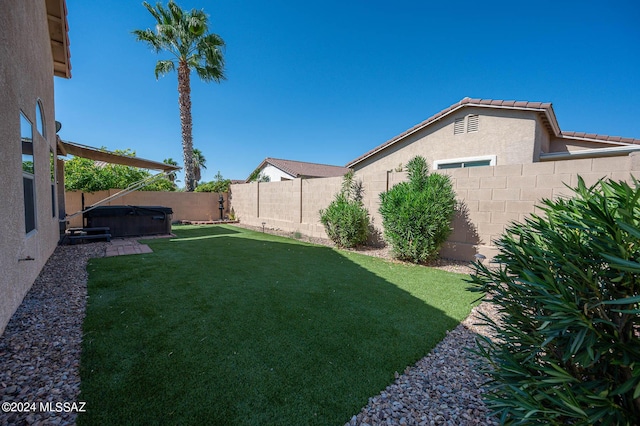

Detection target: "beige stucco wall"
[64, 190, 229, 228]
[352, 108, 540, 175]
[261, 164, 294, 182]
[0, 2, 62, 334]
[230, 154, 640, 262]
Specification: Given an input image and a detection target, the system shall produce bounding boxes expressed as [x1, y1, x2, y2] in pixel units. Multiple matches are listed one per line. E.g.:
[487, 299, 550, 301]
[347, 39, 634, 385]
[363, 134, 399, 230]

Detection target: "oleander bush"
[469, 177, 640, 425]
[319, 171, 370, 248]
[378, 156, 456, 263]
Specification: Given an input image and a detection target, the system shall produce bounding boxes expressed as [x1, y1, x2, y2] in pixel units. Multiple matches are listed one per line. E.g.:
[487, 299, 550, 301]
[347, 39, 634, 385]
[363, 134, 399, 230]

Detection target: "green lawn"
[78, 225, 478, 425]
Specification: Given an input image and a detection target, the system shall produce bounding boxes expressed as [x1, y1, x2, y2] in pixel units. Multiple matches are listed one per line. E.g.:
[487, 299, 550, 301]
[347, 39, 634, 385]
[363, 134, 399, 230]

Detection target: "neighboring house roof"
[47, 0, 72, 78]
[250, 157, 350, 181]
[346, 97, 640, 168]
[560, 131, 640, 145]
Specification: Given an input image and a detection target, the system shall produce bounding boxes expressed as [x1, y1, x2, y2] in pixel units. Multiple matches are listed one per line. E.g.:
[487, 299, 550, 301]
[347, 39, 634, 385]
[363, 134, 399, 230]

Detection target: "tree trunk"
[178, 60, 195, 191]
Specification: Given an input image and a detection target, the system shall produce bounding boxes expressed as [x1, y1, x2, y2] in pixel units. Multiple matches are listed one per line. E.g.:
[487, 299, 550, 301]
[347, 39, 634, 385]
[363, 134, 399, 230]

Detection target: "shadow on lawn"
[168, 224, 241, 241]
[80, 225, 470, 426]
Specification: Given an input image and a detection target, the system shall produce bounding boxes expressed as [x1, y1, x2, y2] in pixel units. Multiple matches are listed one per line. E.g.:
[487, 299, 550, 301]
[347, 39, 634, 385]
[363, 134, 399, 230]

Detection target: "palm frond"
[142, 1, 162, 23]
[132, 28, 163, 52]
[155, 60, 176, 79]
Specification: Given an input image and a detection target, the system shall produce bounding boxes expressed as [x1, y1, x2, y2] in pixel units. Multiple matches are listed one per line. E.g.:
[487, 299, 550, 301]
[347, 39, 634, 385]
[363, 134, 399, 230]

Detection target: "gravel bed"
[0, 243, 106, 426]
[1, 226, 500, 425]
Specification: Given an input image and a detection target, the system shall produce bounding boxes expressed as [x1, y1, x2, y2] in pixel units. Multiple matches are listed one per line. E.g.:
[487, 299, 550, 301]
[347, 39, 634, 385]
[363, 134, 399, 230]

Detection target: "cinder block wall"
[65, 190, 228, 228]
[230, 153, 639, 262]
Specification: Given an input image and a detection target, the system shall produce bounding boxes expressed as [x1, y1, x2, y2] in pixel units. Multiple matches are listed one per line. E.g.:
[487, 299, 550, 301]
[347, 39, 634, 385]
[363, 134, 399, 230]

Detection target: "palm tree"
[162, 157, 179, 183]
[192, 148, 207, 183]
[133, 1, 225, 192]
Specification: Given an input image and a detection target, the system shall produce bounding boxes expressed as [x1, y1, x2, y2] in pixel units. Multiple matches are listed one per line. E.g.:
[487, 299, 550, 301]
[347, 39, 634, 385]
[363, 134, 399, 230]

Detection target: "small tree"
[319, 171, 370, 248]
[378, 156, 456, 263]
[195, 170, 231, 193]
[247, 168, 270, 182]
[469, 177, 640, 425]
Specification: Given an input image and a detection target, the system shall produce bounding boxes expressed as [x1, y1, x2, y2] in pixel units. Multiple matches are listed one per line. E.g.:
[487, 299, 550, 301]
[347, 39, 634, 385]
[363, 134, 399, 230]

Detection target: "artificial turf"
[77, 225, 478, 425]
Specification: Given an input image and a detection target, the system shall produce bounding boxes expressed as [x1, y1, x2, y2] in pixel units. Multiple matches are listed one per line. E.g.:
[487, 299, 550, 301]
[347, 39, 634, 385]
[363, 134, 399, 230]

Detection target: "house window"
[50, 149, 56, 217]
[36, 100, 45, 138]
[453, 114, 480, 134]
[434, 155, 496, 170]
[21, 112, 36, 234]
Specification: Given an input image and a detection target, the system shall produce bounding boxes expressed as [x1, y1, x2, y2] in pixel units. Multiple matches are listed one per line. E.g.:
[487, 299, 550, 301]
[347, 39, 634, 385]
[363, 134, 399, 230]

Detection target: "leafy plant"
[468, 177, 640, 425]
[247, 168, 270, 182]
[319, 171, 370, 248]
[378, 156, 456, 263]
[195, 171, 231, 193]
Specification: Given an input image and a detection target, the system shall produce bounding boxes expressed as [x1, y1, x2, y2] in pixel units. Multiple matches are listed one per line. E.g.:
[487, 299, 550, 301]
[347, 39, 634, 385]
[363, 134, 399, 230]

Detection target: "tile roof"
[252, 157, 351, 181]
[560, 131, 640, 145]
[346, 97, 639, 168]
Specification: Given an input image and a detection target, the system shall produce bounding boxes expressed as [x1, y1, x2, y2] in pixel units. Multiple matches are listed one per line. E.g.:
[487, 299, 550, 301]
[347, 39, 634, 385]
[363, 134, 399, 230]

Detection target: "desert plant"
[319, 171, 370, 248]
[468, 177, 640, 425]
[378, 156, 456, 263]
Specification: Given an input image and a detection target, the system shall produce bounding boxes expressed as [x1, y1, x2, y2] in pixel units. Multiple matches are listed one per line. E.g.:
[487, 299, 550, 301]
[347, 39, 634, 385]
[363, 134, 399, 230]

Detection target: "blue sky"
[55, 0, 640, 183]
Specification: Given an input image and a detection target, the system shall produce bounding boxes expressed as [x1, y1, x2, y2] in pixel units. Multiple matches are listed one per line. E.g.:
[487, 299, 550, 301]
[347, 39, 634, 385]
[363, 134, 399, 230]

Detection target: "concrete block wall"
[65, 190, 228, 228]
[437, 154, 638, 260]
[228, 153, 640, 261]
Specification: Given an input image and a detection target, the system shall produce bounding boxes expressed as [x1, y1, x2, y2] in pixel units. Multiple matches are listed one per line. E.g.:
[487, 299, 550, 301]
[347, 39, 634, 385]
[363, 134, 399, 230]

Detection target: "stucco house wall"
[0, 2, 66, 334]
[261, 164, 295, 181]
[351, 107, 541, 176]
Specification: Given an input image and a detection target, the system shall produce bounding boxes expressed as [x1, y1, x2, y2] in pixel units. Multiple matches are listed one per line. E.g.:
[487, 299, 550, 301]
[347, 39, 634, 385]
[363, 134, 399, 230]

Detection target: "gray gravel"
[0, 243, 106, 426]
[0, 230, 500, 425]
[345, 304, 499, 426]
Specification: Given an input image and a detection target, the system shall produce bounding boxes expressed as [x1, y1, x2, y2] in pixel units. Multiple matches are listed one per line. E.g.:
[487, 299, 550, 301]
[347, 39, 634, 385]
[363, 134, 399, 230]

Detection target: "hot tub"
[84, 205, 173, 238]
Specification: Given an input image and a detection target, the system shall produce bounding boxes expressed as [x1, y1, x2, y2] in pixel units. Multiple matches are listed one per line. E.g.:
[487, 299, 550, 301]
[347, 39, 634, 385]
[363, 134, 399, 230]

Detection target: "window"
[434, 155, 496, 170]
[21, 112, 36, 234]
[36, 100, 45, 138]
[50, 149, 56, 217]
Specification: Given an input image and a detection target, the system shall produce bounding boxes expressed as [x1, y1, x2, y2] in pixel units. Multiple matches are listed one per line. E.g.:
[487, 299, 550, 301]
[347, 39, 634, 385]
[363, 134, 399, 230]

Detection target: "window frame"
[433, 155, 496, 170]
[50, 148, 56, 218]
[21, 111, 37, 235]
[36, 99, 46, 138]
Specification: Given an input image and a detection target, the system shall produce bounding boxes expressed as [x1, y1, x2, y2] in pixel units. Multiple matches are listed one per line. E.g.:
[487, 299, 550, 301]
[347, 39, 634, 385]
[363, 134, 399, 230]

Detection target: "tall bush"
[469, 177, 640, 425]
[378, 156, 456, 263]
[319, 171, 370, 248]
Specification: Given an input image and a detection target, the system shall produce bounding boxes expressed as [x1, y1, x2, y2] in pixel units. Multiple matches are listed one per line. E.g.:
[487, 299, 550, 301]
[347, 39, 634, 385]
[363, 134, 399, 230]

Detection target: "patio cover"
[57, 139, 180, 172]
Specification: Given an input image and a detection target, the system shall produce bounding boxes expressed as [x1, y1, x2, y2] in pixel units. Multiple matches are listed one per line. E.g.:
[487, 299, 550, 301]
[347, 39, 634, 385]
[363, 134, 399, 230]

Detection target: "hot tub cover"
[84, 205, 173, 217]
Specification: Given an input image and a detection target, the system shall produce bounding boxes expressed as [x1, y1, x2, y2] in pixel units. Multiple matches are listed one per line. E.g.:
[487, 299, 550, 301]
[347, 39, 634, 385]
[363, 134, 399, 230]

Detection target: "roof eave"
[540, 145, 640, 161]
[47, 0, 72, 79]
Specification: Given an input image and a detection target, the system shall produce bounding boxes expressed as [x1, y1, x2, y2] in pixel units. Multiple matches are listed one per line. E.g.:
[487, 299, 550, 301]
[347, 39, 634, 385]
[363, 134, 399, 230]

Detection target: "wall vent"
[454, 117, 465, 134]
[467, 114, 479, 132]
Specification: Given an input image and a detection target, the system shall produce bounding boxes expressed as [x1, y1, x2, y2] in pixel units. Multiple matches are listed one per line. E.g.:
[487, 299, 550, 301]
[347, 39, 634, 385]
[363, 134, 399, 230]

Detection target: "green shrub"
[378, 156, 456, 263]
[319, 171, 370, 248]
[469, 177, 640, 425]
